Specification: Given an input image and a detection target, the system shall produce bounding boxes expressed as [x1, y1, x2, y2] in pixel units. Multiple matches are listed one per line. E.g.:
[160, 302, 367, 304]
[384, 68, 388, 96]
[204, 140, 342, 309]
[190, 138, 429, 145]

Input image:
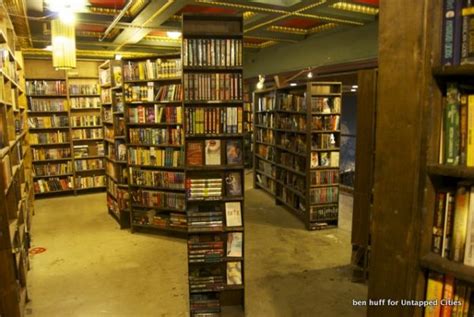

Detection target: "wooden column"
[368, 0, 437, 316]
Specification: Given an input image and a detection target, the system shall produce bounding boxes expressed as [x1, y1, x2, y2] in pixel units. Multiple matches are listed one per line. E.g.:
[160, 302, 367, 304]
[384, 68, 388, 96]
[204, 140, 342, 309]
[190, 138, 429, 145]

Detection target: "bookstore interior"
[1, 0, 474, 317]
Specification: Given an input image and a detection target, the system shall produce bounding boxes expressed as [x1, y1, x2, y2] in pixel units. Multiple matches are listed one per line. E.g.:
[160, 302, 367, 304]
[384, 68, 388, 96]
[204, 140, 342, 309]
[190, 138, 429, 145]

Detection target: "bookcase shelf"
[426, 163, 474, 179]
[420, 253, 474, 285]
[183, 14, 245, 316]
[253, 81, 341, 230]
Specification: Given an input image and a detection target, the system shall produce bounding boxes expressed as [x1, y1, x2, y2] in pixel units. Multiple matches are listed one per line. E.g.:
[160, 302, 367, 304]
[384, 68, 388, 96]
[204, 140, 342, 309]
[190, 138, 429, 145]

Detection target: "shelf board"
[186, 165, 244, 171]
[127, 143, 182, 148]
[26, 95, 67, 98]
[275, 145, 306, 158]
[254, 125, 273, 129]
[183, 66, 243, 71]
[71, 126, 103, 129]
[105, 156, 127, 164]
[310, 183, 339, 188]
[73, 138, 103, 142]
[127, 122, 182, 127]
[111, 85, 122, 90]
[28, 110, 68, 114]
[187, 197, 243, 202]
[129, 184, 185, 192]
[35, 189, 74, 195]
[131, 205, 185, 213]
[69, 94, 100, 97]
[420, 253, 474, 284]
[128, 164, 185, 171]
[29, 127, 69, 131]
[275, 110, 307, 115]
[75, 169, 105, 173]
[312, 130, 340, 133]
[276, 179, 306, 199]
[185, 133, 243, 139]
[131, 223, 187, 233]
[255, 169, 275, 180]
[33, 173, 73, 179]
[188, 227, 244, 234]
[255, 154, 274, 164]
[104, 138, 114, 144]
[432, 65, 474, 77]
[33, 158, 72, 163]
[275, 163, 306, 177]
[76, 186, 106, 191]
[184, 100, 242, 105]
[273, 128, 306, 134]
[255, 140, 275, 147]
[70, 107, 101, 111]
[30, 143, 70, 147]
[126, 100, 182, 105]
[310, 166, 339, 170]
[311, 148, 340, 152]
[426, 163, 474, 179]
[123, 77, 181, 83]
[312, 112, 341, 115]
[74, 156, 104, 160]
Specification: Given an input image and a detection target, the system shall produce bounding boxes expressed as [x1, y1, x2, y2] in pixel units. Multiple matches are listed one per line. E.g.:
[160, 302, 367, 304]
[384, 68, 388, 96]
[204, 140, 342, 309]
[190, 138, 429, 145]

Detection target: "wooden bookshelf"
[183, 14, 245, 317]
[0, 17, 34, 316]
[122, 54, 185, 234]
[253, 82, 341, 230]
[99, 59, 130, 229]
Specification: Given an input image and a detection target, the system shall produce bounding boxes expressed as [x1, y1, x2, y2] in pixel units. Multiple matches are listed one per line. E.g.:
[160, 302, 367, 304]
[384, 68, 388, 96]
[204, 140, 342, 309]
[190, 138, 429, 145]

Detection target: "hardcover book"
[424, 272, 444, 317]
[205, 140, 221, 165]
[451, 183, 470, 261]
[464, 187, 474, 266]
[227, 232, 243, 257]
[226, 261, 242, 285]
[225, 172, 242, 196]
[187, 141, 203, 166]
[225, 202, 242, 227]
[226, 140, 242, 165]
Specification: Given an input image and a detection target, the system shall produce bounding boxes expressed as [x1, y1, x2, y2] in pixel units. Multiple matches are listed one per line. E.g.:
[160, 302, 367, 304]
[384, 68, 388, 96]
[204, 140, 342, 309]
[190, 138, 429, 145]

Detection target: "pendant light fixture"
[51, 18, 76, 70]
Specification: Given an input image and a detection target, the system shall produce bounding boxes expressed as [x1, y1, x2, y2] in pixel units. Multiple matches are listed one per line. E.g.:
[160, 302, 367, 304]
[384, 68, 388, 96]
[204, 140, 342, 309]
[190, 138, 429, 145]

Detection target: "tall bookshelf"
[0, 26, 34, 316]
[99, 60, 130, 228]
[122, 55, 186, 233]
[26, 78, 74, 196]
[253, 82, 341, 230]
[183, 14, 245, 316]
[69, 75, 105, 193]
[243, 101, 253, 168]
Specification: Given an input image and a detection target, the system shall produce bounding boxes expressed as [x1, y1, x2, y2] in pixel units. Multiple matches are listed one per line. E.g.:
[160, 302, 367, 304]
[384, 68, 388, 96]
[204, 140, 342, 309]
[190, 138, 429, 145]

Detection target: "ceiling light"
[51, 18, 76, 70]
[114, 54, 122, 60]
[46, 0, 87, 13]
[307, 72, 313, 79]
[44, 45, 53, 51]
[167, 31, 182, 39]
[256, 74, 265, 90]
[331, 2, 379, 15]
[290, 83, 297, 86]
[350, 88, 356, 92]
[352, 85, 358, 88]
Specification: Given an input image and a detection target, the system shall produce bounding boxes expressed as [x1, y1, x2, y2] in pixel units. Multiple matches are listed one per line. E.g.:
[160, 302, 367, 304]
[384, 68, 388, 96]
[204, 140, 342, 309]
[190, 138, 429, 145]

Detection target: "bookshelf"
[69, 75, 105, 193]
[243, 102, 253, 168]
[122, 54, 186, 233]
[253, 82, 341, 230]
[99, 60, 130, 228]
[0, 22, 34, 316]
[183, 14, 245, 316]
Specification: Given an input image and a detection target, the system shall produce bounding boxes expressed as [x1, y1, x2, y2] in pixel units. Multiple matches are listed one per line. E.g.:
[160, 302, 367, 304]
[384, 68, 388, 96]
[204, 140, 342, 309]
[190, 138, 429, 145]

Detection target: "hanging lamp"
[51, 18, 76, 70]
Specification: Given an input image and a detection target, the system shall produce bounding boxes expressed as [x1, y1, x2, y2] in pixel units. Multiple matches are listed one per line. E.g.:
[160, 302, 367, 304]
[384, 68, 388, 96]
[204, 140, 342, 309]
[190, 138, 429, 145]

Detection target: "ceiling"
[4, 0, 379, 59]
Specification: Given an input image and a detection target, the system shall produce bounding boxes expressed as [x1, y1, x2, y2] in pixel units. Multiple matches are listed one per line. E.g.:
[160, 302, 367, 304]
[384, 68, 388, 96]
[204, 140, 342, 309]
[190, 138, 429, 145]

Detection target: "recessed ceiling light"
[350, 88, 357, 92]
[167, 31, 182, 39]
[352, 85, 358, 88]
[307, 72, 313, 79]
[290, 83, 297, 86]
[114, 54, 122, 60]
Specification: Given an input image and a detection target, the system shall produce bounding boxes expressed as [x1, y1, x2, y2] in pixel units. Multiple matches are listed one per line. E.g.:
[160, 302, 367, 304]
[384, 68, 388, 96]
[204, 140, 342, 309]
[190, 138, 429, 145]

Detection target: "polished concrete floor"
[27, 172, 367, 316]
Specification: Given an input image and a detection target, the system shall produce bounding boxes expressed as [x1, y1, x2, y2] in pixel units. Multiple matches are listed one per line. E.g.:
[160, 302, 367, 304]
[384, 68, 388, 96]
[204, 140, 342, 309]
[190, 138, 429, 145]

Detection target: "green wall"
[243, 21, 378, 78]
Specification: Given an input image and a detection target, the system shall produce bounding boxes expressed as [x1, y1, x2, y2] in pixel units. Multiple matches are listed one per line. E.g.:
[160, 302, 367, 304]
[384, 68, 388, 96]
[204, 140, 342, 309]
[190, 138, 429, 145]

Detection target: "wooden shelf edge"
[420, 253, 474, 284]
[426, 163, 474, 179]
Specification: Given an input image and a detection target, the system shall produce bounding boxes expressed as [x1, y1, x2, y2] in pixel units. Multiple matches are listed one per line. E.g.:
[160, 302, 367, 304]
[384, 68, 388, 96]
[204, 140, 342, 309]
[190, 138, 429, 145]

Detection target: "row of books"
[275, 114, 306, 131]
[71, 115, 101, 127]
[280, 188, 306, 214]
[186, 140, 242, 166]
[129, 168, 185, 189]
[184, 107, 243, 135]
[128, 147, 183, 167]
[183, 73, 242, 101]
[29, 99, 67, 112]
[190, 293, 220, 315]
[69, 84, 99, 95]
[277, 94, 306, 112]
[129, 127, 183, 146]
[101, 89, 111, 104]
[432, 184, 474, 266]
[311, 133, 338, 150]
[188, 229, 243, 257]
[75, 175, 105, 189]
[439, 85, 474, 166]
[309, 187, 339, 205]
[257, 143, 275, 161]
[257, 160, 274, 176]
[107, 181, 129, 209]
[128, 105, 182, 124]
[106, 161, 128, 183]
[279, 153, 305, 173]
[32, 148, 71, 160]
[256, 128, 274, 143]
[441, 0, 474, 65]
[256, 113, 274, 128]
[310, 152, 340, 168]
[26, 81, 66, 96]
[310, 205, 338, 221]
[189, 261, 242, 287]
[72, 128, 103, 139]
[28, 116, 69, 128]
[107, 195, 127, 217]
[424, 272, 473, 316]
[186, 174, 242, 199]
[312, 97, 341, 114]
[124, 83, 182, 103]
[106, 142, 127, 162]
[183, 39, 242, 67]
[70, 97, 100, 109]
[33, 162, 72, 176]
[257, 95, 275, 112]
[131, 189, 186, 210]
[123, 59, 182, 81]
[75, 159, 104, 171]
[34, 177, 73, 193]
[0, 49, 17, 81]
[256, 173, 276, 193]
[30, 131, 69, 144]
[132, 210, 186, 229]
[278, 170, 305, 195]
[73, 144, 104, 158]
[313, 115, 340, 131]
[278, 134, 306, 154]
[104, 125, 114, 139]
[311, 170, 339, 186]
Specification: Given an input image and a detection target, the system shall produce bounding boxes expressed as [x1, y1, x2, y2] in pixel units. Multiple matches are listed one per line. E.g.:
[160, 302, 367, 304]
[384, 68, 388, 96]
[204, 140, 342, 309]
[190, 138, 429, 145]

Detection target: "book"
[225, 202, 242, 227]
[205, 140, 221, 165]
[310, 152, 319, 168]
[440, 275, 455, 316]
[464, 186, 474, 266]
[424, 272, 444, 317]
[442, 0, 463, 65]
[227, 232, 242, 257]
[461, 1, 474, 64]
[187, 141, 203, 166]
[226, 140, 242, 165]
[444, 83, 460, 165]
[226, 262, 242, 285]
[451, 183, 470, 261]
[442, 191, 455, 258]
[432, 190, 447, 255]
[460, 94, 468, 164]
[225, 172, 242, 196]
[467, 95, 474, 166]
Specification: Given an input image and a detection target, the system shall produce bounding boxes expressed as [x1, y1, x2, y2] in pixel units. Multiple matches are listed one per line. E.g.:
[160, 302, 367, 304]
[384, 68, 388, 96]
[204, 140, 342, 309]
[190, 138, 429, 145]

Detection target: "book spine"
[464, 188, 474, 265]
[444, 84, 460, 165]
[451, 184, 470, 261]
[460, 94, 468, 164]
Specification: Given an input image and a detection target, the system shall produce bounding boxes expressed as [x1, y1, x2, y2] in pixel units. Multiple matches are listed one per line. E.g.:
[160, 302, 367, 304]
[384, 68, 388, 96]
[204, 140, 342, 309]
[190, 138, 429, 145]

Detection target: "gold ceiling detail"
[169, 15, 181, 21]
[267, 25, 306, 35]
[331, 2, 379, 15]
[195, 0, 289, 14]
[142, 35, 181, 44]
[243, 11, 256, 20]
[128, 0, 149, 17]
[89, 7, 125, 16]
[245, 35, 298, 43]
[244, 40, 277, 49]
[77, 31, 102, 38]
[308, 22, 337, 34]
[22, 48, 158, 59]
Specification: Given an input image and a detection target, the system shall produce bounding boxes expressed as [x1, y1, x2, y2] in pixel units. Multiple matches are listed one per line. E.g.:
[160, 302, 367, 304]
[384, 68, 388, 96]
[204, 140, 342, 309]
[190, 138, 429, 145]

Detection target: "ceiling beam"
[113, 0, 192, 50]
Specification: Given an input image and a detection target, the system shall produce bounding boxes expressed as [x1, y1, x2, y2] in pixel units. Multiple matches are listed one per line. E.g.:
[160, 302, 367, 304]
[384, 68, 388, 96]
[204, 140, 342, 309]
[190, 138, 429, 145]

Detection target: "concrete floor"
[27, 172, 367, 317]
